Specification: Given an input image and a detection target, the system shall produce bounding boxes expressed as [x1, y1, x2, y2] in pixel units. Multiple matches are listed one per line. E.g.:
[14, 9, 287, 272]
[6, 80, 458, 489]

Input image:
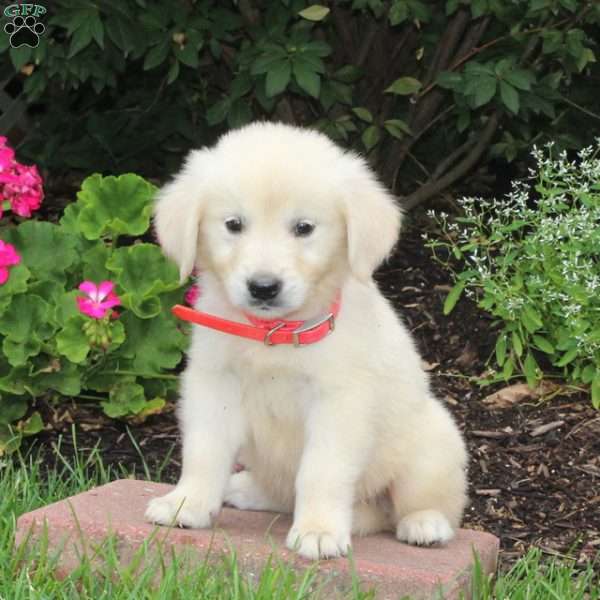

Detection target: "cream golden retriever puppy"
[145, 122, 467, 559]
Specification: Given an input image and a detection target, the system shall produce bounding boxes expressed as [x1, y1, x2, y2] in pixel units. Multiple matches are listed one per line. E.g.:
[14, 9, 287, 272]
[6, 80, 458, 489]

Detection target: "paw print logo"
[4, 15, 45, 48]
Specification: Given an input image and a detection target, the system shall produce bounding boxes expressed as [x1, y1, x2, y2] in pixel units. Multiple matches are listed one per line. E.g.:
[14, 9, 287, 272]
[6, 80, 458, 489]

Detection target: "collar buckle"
[263, 322, 286, 346]
[291, 313, 335, 347]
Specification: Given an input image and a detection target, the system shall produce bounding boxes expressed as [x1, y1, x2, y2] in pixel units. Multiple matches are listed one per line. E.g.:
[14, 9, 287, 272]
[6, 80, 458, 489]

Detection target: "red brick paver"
[16, 479, 498, 599]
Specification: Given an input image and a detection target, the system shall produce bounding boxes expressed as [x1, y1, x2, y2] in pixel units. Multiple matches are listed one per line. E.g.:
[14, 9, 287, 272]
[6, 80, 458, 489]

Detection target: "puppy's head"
[154, 122, 401, 318]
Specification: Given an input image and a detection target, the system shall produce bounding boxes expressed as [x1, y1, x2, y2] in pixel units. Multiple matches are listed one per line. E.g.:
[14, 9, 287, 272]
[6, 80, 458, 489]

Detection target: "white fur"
[145, 122, 468, 559]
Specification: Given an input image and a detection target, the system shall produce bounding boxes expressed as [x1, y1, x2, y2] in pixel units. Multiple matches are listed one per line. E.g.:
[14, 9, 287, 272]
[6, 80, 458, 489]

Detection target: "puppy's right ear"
[153, 150, 210, 282]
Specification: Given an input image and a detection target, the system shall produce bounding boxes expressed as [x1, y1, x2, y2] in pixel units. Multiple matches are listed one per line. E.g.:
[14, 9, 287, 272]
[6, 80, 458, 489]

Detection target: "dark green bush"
[1, 0, 599, 207]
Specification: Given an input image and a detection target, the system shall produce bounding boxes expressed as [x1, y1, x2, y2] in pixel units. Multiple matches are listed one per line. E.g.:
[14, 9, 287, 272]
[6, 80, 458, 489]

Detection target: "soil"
[26, 216, 600, 571]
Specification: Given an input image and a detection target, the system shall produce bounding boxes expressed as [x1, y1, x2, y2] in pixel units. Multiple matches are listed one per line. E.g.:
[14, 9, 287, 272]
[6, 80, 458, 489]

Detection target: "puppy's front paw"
[396, 509, 454, 546]
[145, 488, 219, 529]
[286, 524, 351, 559]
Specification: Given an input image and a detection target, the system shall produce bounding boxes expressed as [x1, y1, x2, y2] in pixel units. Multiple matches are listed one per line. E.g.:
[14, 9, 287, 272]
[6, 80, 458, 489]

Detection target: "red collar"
[172, 294, 341, 347]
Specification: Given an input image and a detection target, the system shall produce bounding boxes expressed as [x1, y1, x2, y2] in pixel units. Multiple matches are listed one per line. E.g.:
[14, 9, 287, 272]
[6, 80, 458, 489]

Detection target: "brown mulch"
[26, 217, 600, 570]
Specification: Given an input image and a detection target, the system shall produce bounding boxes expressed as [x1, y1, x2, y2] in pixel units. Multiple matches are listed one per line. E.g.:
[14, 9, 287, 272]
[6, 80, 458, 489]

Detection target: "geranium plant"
[0, 140, 189, 453]
[426, 141, 600, 408]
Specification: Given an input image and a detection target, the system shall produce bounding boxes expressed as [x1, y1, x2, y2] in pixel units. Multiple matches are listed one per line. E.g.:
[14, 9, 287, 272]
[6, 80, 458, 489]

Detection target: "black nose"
[248, 277, 282, 301]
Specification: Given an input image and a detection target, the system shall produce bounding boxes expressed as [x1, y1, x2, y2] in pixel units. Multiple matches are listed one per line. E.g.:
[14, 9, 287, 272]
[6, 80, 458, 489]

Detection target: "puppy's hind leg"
[224, 471, 288, 512]
[389, 461, 467, 547]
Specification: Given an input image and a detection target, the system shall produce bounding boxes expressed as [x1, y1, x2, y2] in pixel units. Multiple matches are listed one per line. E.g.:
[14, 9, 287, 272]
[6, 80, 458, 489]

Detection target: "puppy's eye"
[293, 221, 315, 237]
[225, 217, 244, 234]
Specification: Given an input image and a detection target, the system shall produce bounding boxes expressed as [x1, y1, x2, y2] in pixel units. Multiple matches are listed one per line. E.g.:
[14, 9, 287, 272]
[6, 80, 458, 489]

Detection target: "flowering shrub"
[0, 142, 188, 452]
[426, 141, 600, 407]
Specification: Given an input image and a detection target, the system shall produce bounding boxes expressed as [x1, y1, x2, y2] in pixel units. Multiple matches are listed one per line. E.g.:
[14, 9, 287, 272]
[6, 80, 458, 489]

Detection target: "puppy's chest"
[237, 368, 313, 425]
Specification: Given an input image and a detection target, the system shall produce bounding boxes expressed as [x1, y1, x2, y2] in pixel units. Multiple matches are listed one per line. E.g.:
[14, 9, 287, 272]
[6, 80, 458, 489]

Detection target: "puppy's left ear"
[340, 155, 402, 282]
[154, 150, 211, 282]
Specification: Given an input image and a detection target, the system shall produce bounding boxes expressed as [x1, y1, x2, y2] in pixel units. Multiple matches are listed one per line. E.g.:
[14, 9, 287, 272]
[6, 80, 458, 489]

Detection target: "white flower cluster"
[427, 140, 600, 365]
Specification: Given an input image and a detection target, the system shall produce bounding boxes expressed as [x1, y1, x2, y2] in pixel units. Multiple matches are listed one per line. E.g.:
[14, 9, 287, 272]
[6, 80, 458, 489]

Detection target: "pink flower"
[0, 137, 15, 171]
[184, 283, 200, 306]
[0, 240, 21, 285]
[0, 138, 44, 218]
[76, 281, 121, 319]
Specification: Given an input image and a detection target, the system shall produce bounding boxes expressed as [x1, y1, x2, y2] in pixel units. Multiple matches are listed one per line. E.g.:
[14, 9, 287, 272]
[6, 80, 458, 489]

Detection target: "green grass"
[1, 435, 598, 599]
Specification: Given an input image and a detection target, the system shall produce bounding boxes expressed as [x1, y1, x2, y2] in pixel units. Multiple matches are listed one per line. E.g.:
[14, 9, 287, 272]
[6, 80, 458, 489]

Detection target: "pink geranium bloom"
[0, 139, 15, 171]
[0, 138, 44, 218]
[184, 283, 200, 306]
[0, 240, 21, 284]
[77, 281, 121, 319]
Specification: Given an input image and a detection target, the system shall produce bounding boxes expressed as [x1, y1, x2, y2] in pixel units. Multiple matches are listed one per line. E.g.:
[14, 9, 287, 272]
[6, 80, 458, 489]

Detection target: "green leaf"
[251, 49, 288, 76]
[131, 397, 167, 422]
[521, 305, 543, 333]
[298, 5, 330, 21]
[328, 81, 353, 105]
[591, 375, 600, 409]
[436, 71, 462, 90]
[76, 174, 157, 240]
[167, 59, 180, 84]
[90, 13, 104, 48]
[119, 311, 187, 374]
[32, 360, 81, 397]
[500, 81, 519, 114]
[0, 264, 30, 303]
[471, 0, 487, 18]
[334, 65, 362, 83]
[68, 23, 94, 58]
[230, 73, 254, 99]
[581, 364, 596, 384]
[504, 69, 533, 91]
[0, 367, 26, 395]
[18, 411, 43, 436]
[556, 347, 578, 367]
[2, 339, 41, 368]
[523, 353, 540, 388]
[0, 394, 28, 425]
[303, 41, 331, 57]
[106, 244, 180, 317]
[361, 125, 381, 152]
[54, 291, 81, 327]
[144, 40, 170, 70]
[512, 331, 523, 357]
[175, 38, 202, 69]
[502, 356, 514, 380]
[389, 1, 408, 25]
[2, 222, 78, 284]
[495, 334, 507, 366]
[473, 76, 497, 107]
[352, 107, 373, 123]
[385, 77, 422, 95]
[59, 203, 82, 234]
[102, 382, 146, 418]
[105, 16, 138, 55]
[533, 335, 554, 354]
[56, 316, 90, 364]
[293, 61, 321, 98]
[82, 243, 111, 283]
[206, 98, 231, 126]
[227, 99, 253, 129]
[443, 281, 465, 315]
[266, 60, 291, 97]
[384, 119, 411, 139]
[0, 294, 52, 343]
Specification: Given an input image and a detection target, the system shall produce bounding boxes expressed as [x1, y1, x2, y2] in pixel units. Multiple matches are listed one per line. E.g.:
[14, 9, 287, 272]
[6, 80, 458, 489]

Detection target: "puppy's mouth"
[246, 299, 286, 315]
